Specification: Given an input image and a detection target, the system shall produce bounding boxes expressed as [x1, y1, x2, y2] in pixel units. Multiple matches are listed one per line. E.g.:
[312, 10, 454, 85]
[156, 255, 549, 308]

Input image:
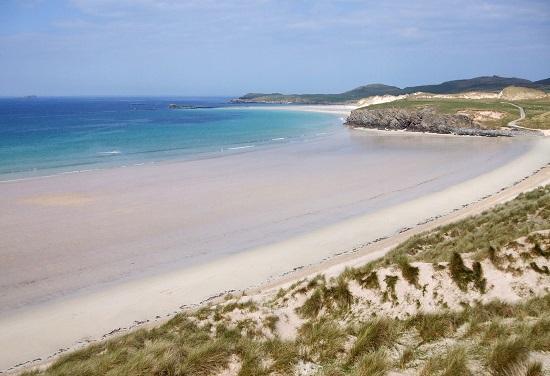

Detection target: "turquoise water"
[0, 97, 340, 179]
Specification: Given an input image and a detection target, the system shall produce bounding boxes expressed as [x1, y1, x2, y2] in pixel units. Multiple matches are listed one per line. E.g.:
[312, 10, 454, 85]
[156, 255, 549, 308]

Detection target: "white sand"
[0, 120, 549, 372]
[233, 104, 356, 116]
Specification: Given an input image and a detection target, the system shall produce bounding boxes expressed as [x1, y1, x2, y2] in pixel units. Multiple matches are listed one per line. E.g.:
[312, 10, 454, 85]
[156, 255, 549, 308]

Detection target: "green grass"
[297, 288, 324, 318]
[347, 318, 400, 364]
[487, 337, 529, 376]
[396, 256, 420, 287]
[408, 312, 464, 343]
[296, 277, 353, 319]
[351, 350, 388, 376]
[24, 293, 550, 376]
[367, 97, 518, 128]
[366, 96, 550, 129]
[419, 346, 471, 376]
[382, 274, 398, 303]
[262, 315, 279, 333]
[297, 319, 347, 363]
[341, 186, 550, 288]
[387, 186, 550, 265]
[447, 252, 486, 292]
[526, 361, 544, 376]
[516, 98, 550, 129]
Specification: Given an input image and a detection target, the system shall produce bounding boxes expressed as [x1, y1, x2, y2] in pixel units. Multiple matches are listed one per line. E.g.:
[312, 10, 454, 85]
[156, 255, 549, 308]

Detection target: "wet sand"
[0, 126, 549, 372]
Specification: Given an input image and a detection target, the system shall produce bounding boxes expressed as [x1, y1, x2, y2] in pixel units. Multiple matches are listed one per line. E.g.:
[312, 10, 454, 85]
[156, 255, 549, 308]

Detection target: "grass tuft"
[383, 274, 398, 302]
[397, 256, 420, 287]
[360, 271, 380, 290]
[297, 288, 325, 319]
[526, 361, 543, 376]
[409, 312, 464, 343]
[298, 319, 346, 363]
[351, 349, 388, 376]
[347, 318, 400, 364]
[420, 346, 471, 376]
[487, 337, 529, 376]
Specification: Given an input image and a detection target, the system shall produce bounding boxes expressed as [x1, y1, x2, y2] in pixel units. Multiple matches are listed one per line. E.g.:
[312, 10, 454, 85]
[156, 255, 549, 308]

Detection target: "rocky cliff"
[345, 107, 529, 137]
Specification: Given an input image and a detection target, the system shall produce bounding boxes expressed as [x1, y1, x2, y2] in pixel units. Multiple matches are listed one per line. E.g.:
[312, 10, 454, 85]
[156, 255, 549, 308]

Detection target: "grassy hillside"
[235, 84, 402, 104]
[403, 76, 535, 94]
[517, 98, 550, 130]
[22, 186, 550, 375]
[365, 98, 518, 128]
[365, 97, 550, 130]
[234, 76, 550, 104]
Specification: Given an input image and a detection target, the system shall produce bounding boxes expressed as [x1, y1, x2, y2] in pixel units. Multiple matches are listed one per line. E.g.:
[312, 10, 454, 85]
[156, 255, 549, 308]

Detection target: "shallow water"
[0, 97, 339, 179]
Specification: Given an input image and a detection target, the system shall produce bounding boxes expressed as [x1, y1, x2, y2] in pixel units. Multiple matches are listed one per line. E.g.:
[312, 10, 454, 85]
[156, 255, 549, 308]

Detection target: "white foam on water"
[227, 145, 255, 150]
[98, 150, 122, 156]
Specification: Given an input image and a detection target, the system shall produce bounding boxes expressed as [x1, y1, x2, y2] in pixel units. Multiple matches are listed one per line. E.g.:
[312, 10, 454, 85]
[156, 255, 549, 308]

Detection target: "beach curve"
[1, 133, 549, 373]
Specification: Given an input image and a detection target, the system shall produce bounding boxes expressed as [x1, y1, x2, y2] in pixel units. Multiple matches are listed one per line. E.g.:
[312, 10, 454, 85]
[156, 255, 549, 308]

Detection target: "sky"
[0, 0, 549, 96]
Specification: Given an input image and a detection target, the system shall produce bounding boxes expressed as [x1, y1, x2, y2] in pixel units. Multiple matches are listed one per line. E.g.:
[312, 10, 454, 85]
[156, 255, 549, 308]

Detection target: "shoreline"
[232, 104, 356, 116]
[0, 106, 344, 184]
[3, 102, 544, 184]
[2, 135, 549, 373]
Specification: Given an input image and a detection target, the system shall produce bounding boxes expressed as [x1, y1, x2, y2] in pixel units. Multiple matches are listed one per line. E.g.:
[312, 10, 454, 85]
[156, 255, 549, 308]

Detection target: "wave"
[98, 150, 122, 156]
[227, 145, 255, 150]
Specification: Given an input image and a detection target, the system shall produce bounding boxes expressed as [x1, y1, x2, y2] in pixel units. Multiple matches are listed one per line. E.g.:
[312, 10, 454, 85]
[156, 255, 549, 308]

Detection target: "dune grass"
[346, 318, 400, 364]
[420, 346, 471, 376]
[386, 185, 550, 265]
[487, 337, 529, 376]
[396, 256, 420, 287]
[351, 350, 388, 376]
[296, 277, 353, 319]
[297, 319, 346, 363]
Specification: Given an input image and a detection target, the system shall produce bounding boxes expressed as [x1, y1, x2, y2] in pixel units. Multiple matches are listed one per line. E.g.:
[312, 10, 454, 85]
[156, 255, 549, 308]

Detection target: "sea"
[0, 97, 340, 180]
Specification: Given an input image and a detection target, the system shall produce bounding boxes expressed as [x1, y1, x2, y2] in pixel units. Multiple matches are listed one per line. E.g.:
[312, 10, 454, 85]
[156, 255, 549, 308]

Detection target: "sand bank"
[234, 104, 356, 116]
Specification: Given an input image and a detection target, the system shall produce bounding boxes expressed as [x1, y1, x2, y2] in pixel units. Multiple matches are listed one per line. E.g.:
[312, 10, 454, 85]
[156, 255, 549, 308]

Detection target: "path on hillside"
[503, 102, 530, 130]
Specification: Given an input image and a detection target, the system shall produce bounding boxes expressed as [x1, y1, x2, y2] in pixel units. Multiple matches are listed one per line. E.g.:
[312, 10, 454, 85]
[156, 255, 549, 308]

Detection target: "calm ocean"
[0, 97, 340, 180]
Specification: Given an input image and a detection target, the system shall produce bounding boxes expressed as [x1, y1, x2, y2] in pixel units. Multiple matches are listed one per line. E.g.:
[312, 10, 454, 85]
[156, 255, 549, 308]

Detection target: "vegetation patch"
[419, 346, 471, 376]
[487, 337, 529, 376]
[347, 318, 400, 364]
[397, 256, 420, 287]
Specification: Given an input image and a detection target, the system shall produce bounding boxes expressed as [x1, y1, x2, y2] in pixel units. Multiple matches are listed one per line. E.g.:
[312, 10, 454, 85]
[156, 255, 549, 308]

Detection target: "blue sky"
[0, 0, 549, 96]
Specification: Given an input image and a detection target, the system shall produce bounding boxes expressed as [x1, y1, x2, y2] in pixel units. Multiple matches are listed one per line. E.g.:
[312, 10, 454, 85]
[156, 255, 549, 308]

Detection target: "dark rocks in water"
[168, 104, 214, 109]
[345, 108, 536, 137]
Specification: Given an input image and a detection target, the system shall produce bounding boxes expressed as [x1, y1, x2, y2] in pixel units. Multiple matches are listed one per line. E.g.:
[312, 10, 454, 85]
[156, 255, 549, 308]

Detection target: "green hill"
[233, 76, 550, 104]
[403, 75, 535, 94]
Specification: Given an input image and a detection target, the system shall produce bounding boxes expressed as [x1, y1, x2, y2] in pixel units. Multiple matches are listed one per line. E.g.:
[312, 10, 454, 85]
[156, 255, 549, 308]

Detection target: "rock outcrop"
[346, 107, 532, 137]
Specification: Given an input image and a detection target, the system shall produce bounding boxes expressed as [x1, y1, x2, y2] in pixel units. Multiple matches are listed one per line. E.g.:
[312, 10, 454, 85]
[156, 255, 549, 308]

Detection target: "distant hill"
[534, 78, 550, 91]
[403, 75, 535, 94]
[233, 75, 550, 104]
[232, 84, 402, 104]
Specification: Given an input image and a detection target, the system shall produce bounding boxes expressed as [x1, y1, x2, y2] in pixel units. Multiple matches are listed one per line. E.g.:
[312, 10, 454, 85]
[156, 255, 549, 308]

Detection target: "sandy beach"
[1, 110, 549, 372]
